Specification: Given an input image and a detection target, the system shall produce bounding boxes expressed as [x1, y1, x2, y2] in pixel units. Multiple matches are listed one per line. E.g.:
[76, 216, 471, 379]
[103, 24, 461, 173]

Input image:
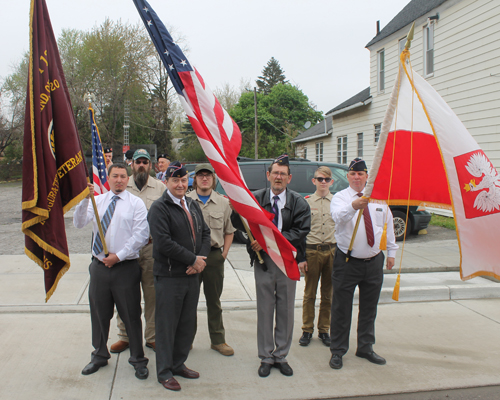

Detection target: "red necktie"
[181, 198, 196, 244]
[357, 193, 375, 247]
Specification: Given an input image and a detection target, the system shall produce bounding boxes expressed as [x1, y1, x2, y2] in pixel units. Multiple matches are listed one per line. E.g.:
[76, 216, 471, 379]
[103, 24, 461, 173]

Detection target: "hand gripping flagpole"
[86, 94, 109, 257]
[345, 197, 367, 262]
[239, 216, 264, 264]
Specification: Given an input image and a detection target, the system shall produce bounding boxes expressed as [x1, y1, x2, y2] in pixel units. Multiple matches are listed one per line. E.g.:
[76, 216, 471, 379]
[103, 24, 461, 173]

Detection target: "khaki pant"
[116, 242, 155, 343]
[302, 245, 335, 334]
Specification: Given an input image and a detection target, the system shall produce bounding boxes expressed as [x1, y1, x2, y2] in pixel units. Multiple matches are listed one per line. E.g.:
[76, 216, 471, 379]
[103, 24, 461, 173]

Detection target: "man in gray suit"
[231, 154, 310, 378]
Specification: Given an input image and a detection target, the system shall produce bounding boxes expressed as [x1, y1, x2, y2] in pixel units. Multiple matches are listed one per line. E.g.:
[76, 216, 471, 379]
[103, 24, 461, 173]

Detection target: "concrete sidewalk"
[1, 240, 500, 399]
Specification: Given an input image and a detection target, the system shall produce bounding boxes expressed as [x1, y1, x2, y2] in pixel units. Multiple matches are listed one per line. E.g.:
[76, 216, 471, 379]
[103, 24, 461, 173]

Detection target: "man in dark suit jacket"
[148, 161, 211, 391]
[232, 155, 310, 378]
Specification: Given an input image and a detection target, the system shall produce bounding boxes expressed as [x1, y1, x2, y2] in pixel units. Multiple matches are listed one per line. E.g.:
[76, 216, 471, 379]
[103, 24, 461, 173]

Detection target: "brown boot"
[211, 343, 234, 356]
[146, 342, 156, 352]
[110, 340, 129, 353]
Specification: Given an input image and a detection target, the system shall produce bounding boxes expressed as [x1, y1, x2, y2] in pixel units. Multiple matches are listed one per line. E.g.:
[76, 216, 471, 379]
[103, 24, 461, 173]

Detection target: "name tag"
[376, 208, 383, 212]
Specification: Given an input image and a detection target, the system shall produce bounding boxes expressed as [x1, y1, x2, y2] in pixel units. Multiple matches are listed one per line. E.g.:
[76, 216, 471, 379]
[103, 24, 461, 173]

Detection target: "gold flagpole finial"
[404, 22, 415, 50]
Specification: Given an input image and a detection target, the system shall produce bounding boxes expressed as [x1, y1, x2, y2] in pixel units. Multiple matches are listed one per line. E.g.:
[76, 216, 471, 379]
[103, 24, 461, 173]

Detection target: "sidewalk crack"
[453, 300, 500, 324]
[109, 353, 119, 400]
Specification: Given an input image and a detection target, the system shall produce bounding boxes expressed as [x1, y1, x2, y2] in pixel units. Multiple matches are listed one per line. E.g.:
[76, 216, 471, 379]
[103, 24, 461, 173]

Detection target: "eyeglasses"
[135, 160, 150, 165]
[197, 173, 213, 179]
[271, 172, 288, 177]
[314, 177, 332, 183]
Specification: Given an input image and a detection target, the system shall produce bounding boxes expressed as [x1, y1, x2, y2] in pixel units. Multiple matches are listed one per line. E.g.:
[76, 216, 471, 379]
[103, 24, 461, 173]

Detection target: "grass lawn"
[429, 214, 456, 230]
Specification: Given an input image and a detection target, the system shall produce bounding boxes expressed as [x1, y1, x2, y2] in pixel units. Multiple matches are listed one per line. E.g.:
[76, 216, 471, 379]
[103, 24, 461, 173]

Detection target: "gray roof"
[365, 0, 447, 48]
[291, 117, 332, 143]
[326, 87, 371, 115]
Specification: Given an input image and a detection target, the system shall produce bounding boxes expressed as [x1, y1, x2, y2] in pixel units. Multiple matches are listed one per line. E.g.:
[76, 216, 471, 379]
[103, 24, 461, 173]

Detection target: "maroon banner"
[22, 0, 88, 301]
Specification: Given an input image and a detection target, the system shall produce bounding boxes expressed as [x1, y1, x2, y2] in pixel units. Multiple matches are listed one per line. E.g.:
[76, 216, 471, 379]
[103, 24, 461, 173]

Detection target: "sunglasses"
[135, 160, 150, 165]
[314, 177, 332, 183]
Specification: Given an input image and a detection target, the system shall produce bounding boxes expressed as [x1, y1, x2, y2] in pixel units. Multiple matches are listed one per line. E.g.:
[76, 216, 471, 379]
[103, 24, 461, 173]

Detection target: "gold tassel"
[392, 274, 401, 301]
[379, 222, 387, 250]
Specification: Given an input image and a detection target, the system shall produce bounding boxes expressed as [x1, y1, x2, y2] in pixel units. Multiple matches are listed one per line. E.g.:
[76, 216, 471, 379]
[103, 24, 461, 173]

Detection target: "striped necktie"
[93, 195, 120, 255]
[357, 193, 375, 247]
[272, 195, 280, 227]
[181, 198, 196, 244]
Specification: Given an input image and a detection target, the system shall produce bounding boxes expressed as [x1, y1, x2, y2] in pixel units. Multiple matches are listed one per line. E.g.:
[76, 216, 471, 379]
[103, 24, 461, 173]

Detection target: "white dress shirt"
[330, 186, 398, 258]
[269, 189, 287, 232]
[73, 190, 149, 262]
[167, 190, 190, 215]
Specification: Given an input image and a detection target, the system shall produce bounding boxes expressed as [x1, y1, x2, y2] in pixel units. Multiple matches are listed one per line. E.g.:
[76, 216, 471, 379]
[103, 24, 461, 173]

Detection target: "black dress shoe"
[355, 351, 386, 365]
[135, 366, 149, 380]
[274, 362, 293, 376]
[81, 361, 107, 375]
[299, 332, 312, 346]
[329, 354, 343, 369]
[258, 362, 272, 377]
[318, 333, 331, 347]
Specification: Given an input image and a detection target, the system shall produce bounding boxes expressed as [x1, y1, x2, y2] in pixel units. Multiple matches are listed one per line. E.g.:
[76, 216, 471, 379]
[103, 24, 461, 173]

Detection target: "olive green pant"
[198, 248, 226, 345]
[116, 242, 155, 343]
[301, 245, 335, 334]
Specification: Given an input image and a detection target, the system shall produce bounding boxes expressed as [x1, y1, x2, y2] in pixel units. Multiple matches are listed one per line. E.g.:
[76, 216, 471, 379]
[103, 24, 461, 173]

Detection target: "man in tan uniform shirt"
[187, 163, 236, 356]
[299, 166, 336, 347]
[111, 149, 166, 353]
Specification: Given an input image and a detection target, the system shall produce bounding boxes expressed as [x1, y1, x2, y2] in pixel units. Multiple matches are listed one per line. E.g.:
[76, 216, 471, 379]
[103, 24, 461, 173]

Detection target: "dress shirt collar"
[269, 189, 286, 206]
[167, 190, 187, 207]
[347, 186, 364, 199]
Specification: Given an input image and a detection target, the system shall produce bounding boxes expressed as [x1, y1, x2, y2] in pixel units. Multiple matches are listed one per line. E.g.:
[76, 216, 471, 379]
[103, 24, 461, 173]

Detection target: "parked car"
[214, 159, 431, 243]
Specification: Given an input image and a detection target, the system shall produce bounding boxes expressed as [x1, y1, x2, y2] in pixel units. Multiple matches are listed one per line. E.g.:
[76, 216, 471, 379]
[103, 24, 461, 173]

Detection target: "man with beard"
[110, 149, 165, 354]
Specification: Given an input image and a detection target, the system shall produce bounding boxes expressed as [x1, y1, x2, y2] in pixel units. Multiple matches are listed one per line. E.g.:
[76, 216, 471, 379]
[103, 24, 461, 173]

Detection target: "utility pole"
[254, 87, 258, 159]
[123, 100, 130, 159]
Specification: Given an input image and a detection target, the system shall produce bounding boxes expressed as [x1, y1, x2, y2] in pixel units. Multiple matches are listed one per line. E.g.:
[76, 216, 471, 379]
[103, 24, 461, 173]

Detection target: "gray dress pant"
[155, 274, 199, 381]
[88, 258, 148, 368]
[254, 253, 297, 365]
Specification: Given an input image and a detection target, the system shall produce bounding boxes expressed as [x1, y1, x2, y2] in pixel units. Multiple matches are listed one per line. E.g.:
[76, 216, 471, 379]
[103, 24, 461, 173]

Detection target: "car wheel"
[392, 210, 412, 242]
[234, 230, 250, 245]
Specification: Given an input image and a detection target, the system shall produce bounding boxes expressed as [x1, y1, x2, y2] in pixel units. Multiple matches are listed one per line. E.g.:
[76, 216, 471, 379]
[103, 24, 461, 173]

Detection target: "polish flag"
[365, 51, 500, 280]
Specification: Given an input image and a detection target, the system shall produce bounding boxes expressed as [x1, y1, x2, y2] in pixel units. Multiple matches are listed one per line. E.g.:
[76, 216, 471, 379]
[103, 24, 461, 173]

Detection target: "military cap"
[273, 154, 289, 166]
[158, 153, 170, 161]
[103, 147, 113, 154]
[165, 161, 187, 178]
[348, 158, 368, 172]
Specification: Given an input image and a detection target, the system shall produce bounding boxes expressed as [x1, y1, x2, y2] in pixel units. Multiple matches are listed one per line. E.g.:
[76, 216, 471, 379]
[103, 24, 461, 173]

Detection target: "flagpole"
[239, 216, 264, 264]
[345, 203, 364, 262]
[86, 96, 109, 257]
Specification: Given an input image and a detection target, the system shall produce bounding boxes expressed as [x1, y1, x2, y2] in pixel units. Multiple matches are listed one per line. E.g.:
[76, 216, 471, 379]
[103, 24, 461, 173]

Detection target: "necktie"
[272, 195, 280, 227]
[357, 193, 375, 247]
[181, 198, 196, 244]
[93, 195, 119, 255]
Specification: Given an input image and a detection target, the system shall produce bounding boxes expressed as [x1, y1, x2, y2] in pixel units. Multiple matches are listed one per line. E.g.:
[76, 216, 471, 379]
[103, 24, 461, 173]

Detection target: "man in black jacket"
[231, 155, 310, 378]
[148, 161, 211, 391]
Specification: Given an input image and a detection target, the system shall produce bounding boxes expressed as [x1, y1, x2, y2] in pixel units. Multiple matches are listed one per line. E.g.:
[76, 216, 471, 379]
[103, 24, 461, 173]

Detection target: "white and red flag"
[89, 106, 109, 196]
[133, 0, 300, 279]
[365, 49, 500, 280]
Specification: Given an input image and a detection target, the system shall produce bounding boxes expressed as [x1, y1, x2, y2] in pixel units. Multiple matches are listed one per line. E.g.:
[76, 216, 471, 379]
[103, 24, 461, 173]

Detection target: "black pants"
[155, 275, 199, 381]
[88, 258, 148, 368]
[330, 250, 384, 356]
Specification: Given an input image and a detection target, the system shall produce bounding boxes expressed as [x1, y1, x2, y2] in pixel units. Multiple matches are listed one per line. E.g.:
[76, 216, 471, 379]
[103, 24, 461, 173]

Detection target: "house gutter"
[292, 132, 331, 144]
[326, 97, 372, 117]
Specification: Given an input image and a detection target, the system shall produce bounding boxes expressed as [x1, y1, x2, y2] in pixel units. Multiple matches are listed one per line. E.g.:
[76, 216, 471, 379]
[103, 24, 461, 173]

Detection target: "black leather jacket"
[148, 190, 211, 277]
[231, 188, 310, 266]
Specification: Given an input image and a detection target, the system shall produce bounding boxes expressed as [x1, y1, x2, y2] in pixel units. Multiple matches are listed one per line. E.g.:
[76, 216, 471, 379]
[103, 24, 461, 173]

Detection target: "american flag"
[89, 106, 109, 195]
[133, 0, 300, 280]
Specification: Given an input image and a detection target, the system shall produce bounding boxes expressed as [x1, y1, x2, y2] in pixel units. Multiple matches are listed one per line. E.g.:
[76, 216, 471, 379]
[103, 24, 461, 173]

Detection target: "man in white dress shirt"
[73, 163, 150, 379]
[329, 158, 398, 370]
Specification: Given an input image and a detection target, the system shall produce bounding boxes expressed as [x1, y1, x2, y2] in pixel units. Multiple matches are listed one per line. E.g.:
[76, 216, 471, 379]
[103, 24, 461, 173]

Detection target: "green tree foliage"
[229, 83, 323, 158]
[178, 119, 207, 162]
[256, 57, 288, 95]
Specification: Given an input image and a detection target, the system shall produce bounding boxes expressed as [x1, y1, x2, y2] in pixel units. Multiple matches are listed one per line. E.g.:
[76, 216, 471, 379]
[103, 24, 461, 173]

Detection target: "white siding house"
[293, 0, 500, 169]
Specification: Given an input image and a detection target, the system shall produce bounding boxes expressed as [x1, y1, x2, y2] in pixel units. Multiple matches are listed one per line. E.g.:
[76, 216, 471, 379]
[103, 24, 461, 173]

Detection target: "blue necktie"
[272, 195, 280, 227]
[93, 195, 119, 255]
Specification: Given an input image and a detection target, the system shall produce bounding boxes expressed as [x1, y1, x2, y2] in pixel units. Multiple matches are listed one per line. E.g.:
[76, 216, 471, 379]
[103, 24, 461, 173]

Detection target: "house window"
[398, 37, 407, 55]
[374, 124, 381, 143]
[303, 147, 307, 160]
[377, 49, 385, 92]
[357, 133, 363, 158]
[424, 23, 434, 76]
[315, 142, 323, 162]
[337, 136, 347, 164]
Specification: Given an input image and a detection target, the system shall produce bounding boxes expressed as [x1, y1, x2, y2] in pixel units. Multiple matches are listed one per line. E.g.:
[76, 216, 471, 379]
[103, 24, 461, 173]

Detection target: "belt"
[211, 246, 221, 252]
[306, 243, 335, 252]
[338, 249, 380, 262]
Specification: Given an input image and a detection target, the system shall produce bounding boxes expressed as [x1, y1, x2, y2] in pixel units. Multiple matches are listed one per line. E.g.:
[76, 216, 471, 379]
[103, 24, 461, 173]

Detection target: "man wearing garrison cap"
[148, 161, 211, 391]
[328, 158, 398, 370]
[231, 154, 310, 378]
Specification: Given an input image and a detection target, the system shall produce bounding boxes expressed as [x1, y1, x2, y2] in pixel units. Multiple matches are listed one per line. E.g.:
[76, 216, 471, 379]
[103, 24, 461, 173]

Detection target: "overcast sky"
[1, 0, 410, 115]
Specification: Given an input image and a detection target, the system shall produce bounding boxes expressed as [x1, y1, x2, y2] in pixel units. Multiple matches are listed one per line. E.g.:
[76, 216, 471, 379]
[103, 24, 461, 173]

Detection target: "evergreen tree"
[256, 57, 288, 95]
